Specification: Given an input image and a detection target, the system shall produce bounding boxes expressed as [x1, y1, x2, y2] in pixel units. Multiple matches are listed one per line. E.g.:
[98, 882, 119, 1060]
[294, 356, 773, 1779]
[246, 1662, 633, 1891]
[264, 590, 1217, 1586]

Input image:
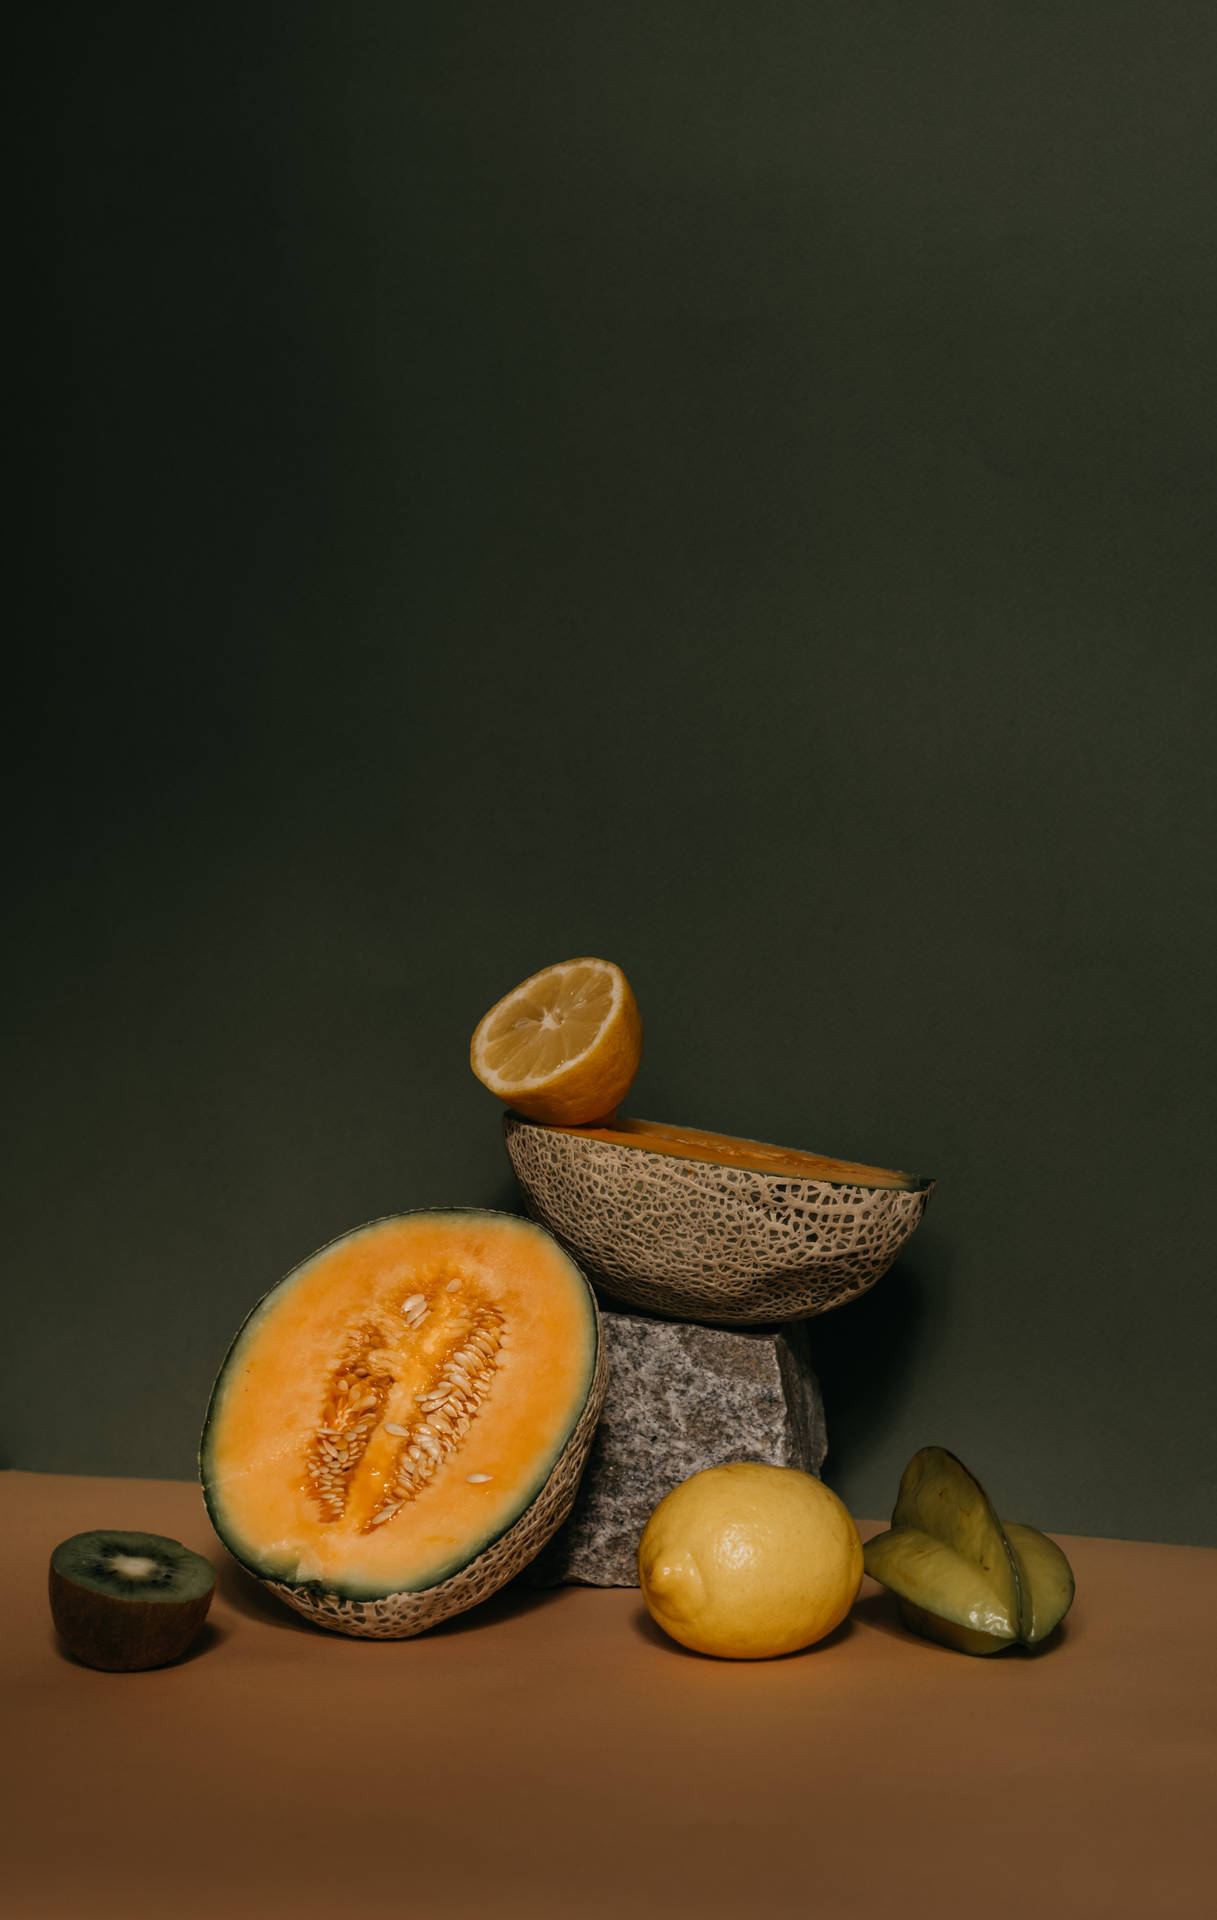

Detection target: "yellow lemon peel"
[639, 1462, 863, 1660]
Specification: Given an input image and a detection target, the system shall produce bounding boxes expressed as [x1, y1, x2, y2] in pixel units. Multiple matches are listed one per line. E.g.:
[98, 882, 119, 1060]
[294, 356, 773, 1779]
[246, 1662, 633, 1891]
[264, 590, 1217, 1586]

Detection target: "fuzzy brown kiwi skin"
[49, 1566, 215, 1671]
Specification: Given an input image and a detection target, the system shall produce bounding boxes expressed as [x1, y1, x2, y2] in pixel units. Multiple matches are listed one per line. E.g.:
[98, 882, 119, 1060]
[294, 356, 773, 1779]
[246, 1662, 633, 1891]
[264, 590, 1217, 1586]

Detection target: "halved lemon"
[470, 957, 643, 1126]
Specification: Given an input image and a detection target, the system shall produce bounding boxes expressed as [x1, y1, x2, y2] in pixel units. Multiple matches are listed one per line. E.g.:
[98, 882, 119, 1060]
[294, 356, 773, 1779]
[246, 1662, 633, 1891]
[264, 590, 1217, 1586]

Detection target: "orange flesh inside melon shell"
[201, 1212, 598, 1600]
[555, 1116, 924, 1192]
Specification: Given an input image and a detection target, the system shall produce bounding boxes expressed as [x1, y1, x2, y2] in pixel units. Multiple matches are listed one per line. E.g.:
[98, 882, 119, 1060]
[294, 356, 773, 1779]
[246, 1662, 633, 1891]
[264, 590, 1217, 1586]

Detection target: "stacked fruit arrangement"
[50, 956, 1074, 1666]
[474, 960, 935, 1325]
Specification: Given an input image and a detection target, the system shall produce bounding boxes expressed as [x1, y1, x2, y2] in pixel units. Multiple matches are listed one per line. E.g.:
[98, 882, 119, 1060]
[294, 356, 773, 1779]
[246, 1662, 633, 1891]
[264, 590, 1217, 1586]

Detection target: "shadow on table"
[216, 1550, 563, 1637]
[48, 1618, 229, 1668]
[851, 1586, 1074, 1657]
[427, 1577, 558, 1637]
[628, 1603, 857, 1660]
[216, 1555, 315, 1631]
[849, 1588, 908, 1641]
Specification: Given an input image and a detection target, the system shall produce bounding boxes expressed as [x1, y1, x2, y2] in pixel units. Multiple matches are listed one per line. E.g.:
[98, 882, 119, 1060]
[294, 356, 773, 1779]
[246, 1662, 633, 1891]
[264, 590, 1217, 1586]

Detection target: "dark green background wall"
[12, 3, 1216, 1543]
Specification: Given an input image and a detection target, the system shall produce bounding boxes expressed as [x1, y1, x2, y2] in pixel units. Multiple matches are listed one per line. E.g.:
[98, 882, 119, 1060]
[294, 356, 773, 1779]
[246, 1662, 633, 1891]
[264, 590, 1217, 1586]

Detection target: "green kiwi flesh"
[49, 1530, 216, 1670]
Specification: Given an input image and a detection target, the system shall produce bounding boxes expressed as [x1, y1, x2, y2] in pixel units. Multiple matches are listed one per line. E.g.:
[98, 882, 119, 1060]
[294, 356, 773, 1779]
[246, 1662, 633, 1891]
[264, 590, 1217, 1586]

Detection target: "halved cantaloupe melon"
[504, 1113, 933, 1325]
[200, 1210, 605, 1638]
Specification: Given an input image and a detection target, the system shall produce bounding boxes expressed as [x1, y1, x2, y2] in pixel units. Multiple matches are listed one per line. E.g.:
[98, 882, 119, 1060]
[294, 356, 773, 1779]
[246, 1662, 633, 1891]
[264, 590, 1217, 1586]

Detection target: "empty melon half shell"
[200, 1211, 606, 1638]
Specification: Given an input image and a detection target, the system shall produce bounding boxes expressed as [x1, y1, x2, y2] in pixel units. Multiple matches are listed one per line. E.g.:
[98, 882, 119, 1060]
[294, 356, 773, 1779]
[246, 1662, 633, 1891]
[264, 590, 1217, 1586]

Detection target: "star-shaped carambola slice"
[863, 1446, 1075, 1655]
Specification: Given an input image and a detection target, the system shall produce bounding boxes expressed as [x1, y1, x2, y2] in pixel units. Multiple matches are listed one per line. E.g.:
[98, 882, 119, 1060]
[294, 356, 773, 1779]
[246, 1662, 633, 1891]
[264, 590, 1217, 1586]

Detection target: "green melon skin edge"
[863, 1446, 1076, 1655]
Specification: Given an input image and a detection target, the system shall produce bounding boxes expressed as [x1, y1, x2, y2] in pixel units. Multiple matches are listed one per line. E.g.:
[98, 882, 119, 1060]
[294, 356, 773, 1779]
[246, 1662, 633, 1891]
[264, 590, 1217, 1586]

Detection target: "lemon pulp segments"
[478, 962, 618, 1086]
[470, 958, 642, 1125]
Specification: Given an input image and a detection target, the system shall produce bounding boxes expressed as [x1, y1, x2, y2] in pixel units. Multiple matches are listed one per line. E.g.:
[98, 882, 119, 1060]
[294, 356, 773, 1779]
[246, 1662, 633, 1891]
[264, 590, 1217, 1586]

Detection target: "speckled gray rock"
[526, 1308, 827, 1588]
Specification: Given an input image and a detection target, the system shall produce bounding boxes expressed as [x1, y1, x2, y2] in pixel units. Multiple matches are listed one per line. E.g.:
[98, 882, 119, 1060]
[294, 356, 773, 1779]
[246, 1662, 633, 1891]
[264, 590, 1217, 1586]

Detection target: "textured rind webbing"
[505, 1115, 932, 1325]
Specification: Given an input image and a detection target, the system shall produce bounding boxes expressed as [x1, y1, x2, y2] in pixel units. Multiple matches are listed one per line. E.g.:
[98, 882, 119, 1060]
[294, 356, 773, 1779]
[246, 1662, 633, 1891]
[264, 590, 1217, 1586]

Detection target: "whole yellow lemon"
[638, 1462, 863, 1659]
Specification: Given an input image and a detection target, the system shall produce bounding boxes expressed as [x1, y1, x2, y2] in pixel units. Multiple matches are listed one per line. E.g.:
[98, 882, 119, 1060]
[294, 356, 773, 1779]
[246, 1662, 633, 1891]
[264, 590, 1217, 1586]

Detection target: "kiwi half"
[50, 1530, 216, 1670]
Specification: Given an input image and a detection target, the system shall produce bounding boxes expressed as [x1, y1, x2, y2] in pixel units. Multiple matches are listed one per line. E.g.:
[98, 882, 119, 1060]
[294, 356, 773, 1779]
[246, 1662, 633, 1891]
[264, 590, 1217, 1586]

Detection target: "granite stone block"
[528, 1308, 828, 1587]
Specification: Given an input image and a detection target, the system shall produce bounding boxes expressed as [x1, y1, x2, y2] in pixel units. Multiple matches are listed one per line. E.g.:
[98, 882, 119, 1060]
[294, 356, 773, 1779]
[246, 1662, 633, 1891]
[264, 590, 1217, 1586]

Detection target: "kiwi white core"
[108, 1553, 161, 1581]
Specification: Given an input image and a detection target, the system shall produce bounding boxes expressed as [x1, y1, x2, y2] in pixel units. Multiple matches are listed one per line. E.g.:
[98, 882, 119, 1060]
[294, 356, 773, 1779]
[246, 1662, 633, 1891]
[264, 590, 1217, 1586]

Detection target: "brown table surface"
[3, 1471, 1214, 1920]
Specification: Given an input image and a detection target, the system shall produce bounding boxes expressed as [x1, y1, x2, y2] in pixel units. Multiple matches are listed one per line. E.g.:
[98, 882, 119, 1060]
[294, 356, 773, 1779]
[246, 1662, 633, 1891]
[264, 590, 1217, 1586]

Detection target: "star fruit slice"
[863, 1446, 1075, 1655]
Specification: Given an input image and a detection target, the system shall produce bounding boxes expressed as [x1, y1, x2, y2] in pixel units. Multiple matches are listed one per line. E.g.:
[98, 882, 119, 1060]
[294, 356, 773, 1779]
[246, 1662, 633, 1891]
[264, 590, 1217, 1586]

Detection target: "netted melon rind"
[261, 1325, 608, 1639]
[505, 1116, 933, 1324]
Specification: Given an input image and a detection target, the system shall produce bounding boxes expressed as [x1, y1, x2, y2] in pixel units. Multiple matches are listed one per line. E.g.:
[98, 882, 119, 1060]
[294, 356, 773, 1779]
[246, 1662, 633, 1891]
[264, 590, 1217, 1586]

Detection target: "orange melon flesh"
[556, 1116, 923, 1191]
[202, 1212, 598, 1599]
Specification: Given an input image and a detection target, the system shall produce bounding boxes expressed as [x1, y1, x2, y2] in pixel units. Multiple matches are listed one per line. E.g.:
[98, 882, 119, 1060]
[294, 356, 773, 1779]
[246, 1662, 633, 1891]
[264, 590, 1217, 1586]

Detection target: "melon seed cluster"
[304, 1283, 507, 1532]
[370, 1306, 505, 1525]
[306, 1323, 397, 1520]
